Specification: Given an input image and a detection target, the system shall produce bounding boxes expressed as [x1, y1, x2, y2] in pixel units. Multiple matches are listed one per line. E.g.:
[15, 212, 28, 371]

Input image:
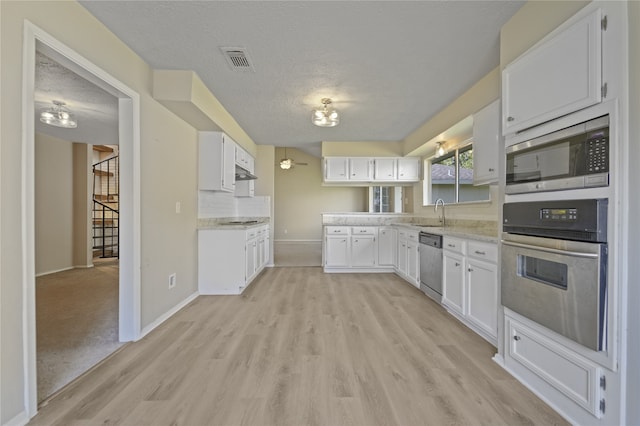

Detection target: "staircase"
[93, 147, 119, 258]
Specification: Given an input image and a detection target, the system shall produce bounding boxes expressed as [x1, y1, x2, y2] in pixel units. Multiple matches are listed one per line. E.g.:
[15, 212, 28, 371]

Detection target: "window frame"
[423, 143, 491, 206]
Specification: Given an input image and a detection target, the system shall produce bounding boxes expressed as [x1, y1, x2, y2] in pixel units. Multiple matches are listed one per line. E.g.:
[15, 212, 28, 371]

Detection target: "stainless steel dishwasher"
[419, 231, 443, 303]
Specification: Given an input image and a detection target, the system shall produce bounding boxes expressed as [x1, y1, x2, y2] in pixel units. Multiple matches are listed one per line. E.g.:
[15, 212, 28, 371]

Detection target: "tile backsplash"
[198, 191, 270, 218]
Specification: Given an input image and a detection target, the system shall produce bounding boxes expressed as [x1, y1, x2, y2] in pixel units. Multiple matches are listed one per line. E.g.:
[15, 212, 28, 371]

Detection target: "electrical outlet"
[168, 273, 176, 289]
[284, 229, 288, 234]
[175, 201, 181, 214]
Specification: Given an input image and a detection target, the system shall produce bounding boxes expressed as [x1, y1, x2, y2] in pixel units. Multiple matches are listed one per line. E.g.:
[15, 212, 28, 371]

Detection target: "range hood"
[235, 165, 257, 181]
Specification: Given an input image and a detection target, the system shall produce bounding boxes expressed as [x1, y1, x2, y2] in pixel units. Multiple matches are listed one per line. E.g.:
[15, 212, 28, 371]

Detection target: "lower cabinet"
[323, 226, 396, 272]
[377, 227, 397, 267]
[395, 229, 420, 287]
[504, 309, 605, 420]
[442, 236, 498, 344]
[198, 225, 270, 295]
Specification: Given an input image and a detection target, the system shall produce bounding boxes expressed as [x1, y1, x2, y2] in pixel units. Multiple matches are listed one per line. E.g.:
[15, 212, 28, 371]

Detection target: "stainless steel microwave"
[505, 115, 609, 194]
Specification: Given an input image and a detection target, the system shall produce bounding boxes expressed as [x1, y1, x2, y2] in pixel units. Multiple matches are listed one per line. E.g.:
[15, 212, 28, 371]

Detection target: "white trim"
[34, 266, 75, 278]
[139, 292, 199, 339]
[22, 21, 142, 418]
[4, 410, 29, 426]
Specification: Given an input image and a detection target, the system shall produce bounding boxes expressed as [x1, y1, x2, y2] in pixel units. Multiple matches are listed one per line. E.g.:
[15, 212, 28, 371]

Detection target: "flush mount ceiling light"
[312, 98, 339, 127]
[435, 141, 446, 158]
[40, 100, 77, 128]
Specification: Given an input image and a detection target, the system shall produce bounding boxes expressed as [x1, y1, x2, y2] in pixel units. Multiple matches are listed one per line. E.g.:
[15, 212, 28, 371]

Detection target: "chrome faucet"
[434, 198, 446, 227]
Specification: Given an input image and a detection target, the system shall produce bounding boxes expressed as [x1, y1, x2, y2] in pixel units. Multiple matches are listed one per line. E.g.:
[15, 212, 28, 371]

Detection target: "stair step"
[93, 169, 114, 177]
[92, 145, 114, 153]
[94, 194, 118, 202]
[93, 219, 117, 225]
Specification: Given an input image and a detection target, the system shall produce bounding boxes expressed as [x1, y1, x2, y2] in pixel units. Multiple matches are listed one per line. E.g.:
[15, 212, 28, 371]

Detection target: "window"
[369, 186, 403, 212]
[426, 145, 490, 205]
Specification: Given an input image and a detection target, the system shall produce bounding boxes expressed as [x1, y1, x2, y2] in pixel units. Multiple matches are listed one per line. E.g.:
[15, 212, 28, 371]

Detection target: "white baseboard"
[138, 291, 199, 340]
[73, 263, 94, 269]
[35, 266, 74, 278]
[5, 409, 29, 426]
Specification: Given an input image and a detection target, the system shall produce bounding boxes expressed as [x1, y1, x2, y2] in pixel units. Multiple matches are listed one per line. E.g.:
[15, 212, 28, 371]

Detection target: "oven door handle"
[501, 240, 599, 259]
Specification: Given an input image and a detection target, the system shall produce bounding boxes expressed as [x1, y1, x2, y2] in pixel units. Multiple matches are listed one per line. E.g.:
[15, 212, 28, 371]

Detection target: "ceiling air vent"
[220, 47, 255, 72]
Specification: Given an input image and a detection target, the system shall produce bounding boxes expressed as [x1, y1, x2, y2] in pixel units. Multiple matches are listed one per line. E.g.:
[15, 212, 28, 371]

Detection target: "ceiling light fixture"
[435, 141, 446, 158]
[40, 100, 77, 128]
[280, 148, 293, 170]
[312, 98, 339, 127]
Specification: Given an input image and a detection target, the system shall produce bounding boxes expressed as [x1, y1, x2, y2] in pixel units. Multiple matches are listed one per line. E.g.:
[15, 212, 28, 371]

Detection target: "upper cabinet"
[374, 158, 397, 181]
[324, 157, 350, 181]
[349, 158, 373, 181]
[397, 158, 420, 181]
[502, 9, 603, 135]
[472, 100, 500, 185]
[199, 132, 236, 192]
[324, 157, 420, 184]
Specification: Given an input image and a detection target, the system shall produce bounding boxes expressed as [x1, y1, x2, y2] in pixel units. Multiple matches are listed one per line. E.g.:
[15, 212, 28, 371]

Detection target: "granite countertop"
[322, 213, 498, 243]
[391, 222, 498, 243]
[198, 217, 270, 230]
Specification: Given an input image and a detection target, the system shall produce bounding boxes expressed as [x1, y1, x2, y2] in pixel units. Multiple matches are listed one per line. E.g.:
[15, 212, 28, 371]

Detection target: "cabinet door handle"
[474, 250, 486, 255]
[488, 168, 495, 172]
[513, 335, 521, 341]
[468, 268, 473, 272]
[507, 116, 515, 122]
[448, 244, 455, 248]
[455, 262, 460, 267]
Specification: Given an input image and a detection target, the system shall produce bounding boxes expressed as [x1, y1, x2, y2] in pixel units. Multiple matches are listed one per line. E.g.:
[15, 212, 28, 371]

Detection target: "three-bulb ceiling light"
[40, 100, 77, 128]
[312, 98, 339, 127]
[434, 141, 446, 158]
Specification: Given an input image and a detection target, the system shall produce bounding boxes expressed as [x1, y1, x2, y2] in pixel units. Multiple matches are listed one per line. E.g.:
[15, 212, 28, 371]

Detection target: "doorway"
[23, 22, 141, 416]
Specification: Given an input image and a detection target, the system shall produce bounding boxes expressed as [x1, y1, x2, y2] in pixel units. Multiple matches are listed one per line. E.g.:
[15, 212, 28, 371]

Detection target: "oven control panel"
[540, 208, 578, 222]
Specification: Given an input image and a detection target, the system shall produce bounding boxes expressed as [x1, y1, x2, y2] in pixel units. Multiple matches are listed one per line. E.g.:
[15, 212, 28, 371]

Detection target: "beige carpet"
[36, 259, 124, 403]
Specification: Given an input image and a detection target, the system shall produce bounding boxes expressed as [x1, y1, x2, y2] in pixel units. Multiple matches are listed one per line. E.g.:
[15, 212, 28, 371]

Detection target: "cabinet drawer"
[352, 226, 376, 235]
[506, 313, 602, 418]
[246, 229, 258, 239]
[407, 231, 419, 242]
[467, 241, 497, 262]
[443, 236, 466, 254]
[325, 226, 349, 235]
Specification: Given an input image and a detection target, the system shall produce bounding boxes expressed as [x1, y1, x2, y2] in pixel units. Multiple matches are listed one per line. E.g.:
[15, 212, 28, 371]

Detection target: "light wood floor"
[30, 267, 568, 426]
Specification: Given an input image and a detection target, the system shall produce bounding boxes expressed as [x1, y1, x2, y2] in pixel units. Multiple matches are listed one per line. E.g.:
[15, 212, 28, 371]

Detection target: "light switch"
[175, 201, 181, 214]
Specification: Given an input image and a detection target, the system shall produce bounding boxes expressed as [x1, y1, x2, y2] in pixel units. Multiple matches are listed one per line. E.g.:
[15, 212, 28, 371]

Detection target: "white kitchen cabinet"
[472, 100, 500, 185]
[351, 234, 376, 267]
[324, 157, 349, 181]
[199, 132, 236, 192]
[323, 156, 420, 183]
[325, 235, 350, 267]
[198, 225, 270, 295]
[443, 250, 465, 316]
[246, 230, 258, 281]
[502, 9, 603, 135]
[407, 237, 419, 287]
[349, 158, 373, 181]
[235, 150, 255, 198]
[395, 229, 420, 287]
[377, 227, 397, 267]
[442, 237, 498, 344]
[505, 310, 604, 419]
[373, 158, 397, 181]
[466, 257, 498, 337]
[397, 158, 421, 181]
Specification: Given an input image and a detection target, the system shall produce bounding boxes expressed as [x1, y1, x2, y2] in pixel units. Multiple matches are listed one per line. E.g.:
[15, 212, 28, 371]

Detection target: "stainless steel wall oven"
[501, 199, 608, 351]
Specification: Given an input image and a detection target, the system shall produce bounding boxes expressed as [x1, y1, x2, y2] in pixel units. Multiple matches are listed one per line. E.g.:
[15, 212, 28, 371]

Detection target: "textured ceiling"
[35, 51, 119, 146]
[76, 1, 523, 153]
